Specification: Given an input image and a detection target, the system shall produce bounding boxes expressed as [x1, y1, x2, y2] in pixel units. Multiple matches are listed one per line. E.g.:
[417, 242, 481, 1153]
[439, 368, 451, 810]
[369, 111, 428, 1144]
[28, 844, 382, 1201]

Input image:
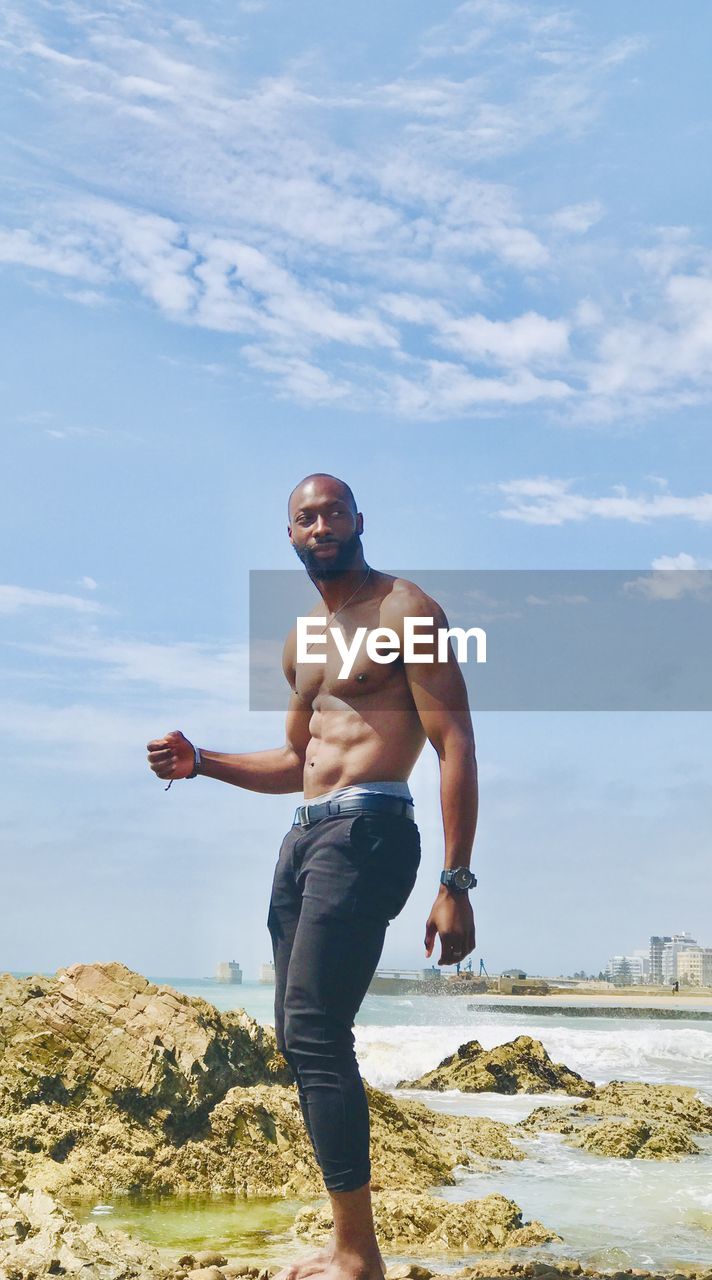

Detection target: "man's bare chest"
[294, 623, 408, 704]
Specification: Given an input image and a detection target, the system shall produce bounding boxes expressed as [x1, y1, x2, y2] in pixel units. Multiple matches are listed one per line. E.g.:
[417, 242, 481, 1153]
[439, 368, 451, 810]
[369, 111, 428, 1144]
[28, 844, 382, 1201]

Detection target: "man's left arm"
[393, 596, 479, 967]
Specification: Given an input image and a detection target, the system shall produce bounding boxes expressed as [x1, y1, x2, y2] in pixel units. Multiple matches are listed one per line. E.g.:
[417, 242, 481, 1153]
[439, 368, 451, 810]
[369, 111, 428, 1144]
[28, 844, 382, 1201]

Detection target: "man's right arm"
[147, 628, 310, 793]
[147, 696, 311, 794]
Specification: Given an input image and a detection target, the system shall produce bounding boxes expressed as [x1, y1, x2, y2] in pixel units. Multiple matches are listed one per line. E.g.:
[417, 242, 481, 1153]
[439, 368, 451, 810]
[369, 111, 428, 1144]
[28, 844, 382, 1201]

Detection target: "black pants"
[267, 810, 421, 1192]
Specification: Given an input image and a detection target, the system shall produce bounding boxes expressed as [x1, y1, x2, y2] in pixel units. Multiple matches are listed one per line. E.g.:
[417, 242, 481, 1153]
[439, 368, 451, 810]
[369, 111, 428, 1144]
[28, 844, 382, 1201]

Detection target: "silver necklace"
[327, 566, 372, 623]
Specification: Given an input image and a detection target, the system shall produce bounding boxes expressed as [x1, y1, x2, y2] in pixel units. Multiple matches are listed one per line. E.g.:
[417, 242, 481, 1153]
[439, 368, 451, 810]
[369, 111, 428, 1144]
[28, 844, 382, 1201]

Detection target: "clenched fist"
[146, 729, 196, 782]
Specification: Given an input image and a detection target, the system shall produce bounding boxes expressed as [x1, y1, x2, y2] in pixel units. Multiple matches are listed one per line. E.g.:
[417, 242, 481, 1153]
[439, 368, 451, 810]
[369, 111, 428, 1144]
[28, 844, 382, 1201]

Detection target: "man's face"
[288, 482, 363, 579]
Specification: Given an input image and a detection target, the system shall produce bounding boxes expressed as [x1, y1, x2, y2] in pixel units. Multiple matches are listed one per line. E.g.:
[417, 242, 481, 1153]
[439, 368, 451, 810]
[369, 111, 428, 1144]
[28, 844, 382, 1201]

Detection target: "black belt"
[294, 794, 415, 828]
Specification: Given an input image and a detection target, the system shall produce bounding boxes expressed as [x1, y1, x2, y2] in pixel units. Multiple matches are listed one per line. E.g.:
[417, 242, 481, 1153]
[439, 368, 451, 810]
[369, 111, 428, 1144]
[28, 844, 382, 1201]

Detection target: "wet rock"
[193, 1251, 229, 1267]
[399, 1036, 595, 1096]
[185, 1269, 226, 1280]
[520, 1080, 712, 1160]
[294, 1190, 560, 1252]
[0, 1186, 170, 1277]
[577, 1118, 700, 1160]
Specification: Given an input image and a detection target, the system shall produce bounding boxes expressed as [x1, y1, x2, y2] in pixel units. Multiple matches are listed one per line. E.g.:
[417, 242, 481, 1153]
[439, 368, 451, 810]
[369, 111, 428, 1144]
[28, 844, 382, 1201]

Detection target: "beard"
[293, 530, 364, 579]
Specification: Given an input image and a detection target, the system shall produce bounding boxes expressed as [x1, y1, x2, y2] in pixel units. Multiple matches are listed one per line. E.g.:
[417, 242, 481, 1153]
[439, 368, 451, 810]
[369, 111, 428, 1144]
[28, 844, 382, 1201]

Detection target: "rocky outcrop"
[0, 1186, 170, 1278]
[366, 1087, 524, 1190]
[399, 1036, 595, 1096]
[295, 1190, 560, 1251]
[0, 963, 290, 1128]
[521, 1080, 712, 1159]
[0, 964, 523, 1199]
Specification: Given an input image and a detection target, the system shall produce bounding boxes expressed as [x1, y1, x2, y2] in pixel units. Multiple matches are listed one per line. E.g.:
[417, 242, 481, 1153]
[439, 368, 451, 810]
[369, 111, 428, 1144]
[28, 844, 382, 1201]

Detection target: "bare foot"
[272, 1242, 335, 1280]
[273, 1245, 384, 1280]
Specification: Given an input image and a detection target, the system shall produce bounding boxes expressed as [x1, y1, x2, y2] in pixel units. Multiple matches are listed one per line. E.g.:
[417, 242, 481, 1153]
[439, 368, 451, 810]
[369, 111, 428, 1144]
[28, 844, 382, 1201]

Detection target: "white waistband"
[304, 781, 413, 807]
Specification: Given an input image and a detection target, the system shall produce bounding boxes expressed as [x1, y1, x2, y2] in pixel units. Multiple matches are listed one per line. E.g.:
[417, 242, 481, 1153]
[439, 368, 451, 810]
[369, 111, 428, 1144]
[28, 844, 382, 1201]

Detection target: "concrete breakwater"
[466, 1002, 712, 1021]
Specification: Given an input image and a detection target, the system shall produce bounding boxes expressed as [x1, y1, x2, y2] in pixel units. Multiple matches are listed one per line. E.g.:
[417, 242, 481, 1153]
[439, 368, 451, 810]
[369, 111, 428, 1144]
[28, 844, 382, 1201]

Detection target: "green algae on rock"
[294, 1190, 560, 1252]
[520, 1080, 712, 1160]
[398, 1036, 595, 1096]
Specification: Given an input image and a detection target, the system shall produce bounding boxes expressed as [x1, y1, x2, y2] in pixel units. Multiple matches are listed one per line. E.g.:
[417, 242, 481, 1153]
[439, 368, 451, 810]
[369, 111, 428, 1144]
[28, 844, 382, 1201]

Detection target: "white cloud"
[64, 287, 108, 307]
[494, 478, 712, 525]
[651, 552, 712, 570]
[525, 593, 589, 606]
[0, 585, 106, 615]
[438, 310, 570, 364]
[0, 227, 104, 281]
[550, 201, 604, 234]
[1, 0, 708, 420]
[242, 346, 356, 405]
[16, 634, 250, 699]
[380, 294, 569, 364]
[388, 362, 572, 417]
[623, 562, 712, 601]
[587, 272, 712, 400]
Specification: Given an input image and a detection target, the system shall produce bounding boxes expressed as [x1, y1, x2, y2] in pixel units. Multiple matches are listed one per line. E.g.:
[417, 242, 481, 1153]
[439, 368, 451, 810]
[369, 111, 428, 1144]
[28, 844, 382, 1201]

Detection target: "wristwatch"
[187, 746, 202, 778]
[440, 867, 477, 892]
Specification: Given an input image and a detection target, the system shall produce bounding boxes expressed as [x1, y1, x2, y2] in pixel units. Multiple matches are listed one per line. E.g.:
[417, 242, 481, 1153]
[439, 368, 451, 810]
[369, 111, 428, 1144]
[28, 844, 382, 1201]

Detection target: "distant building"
[259, 962, 276, 985]
[677, 947, 712, 987]
[502, 968, 527, 979]
[650, 933, 698, 984]
[605, 955, 646, 985]
[649, 936, 671, 984]
[631, 948, 651, 979]
[216, 960, 243, 984]
[498, 975, 549, 995]
[663, 933, 698, 983]
[368, 968, 443, 994]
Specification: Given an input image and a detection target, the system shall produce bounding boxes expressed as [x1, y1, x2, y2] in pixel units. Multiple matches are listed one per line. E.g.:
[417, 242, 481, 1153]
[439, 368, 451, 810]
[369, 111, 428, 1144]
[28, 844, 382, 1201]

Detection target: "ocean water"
[84, 979, 712, 1270]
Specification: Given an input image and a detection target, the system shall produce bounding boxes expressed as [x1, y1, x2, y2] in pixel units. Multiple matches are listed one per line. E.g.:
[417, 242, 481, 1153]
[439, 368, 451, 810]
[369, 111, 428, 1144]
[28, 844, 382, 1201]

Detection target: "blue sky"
[2, 0, 711, 979]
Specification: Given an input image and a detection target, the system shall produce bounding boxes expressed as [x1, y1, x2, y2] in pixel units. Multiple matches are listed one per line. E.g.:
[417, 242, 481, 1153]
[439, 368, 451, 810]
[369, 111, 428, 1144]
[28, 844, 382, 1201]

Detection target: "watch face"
[453, 867, 473, 890]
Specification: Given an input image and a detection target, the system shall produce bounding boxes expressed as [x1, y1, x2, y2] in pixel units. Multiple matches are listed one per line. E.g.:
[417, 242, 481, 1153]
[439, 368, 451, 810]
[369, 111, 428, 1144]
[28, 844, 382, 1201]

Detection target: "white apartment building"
[650, 932, 698, 983]
[677, 947, 712, 987]
[662, 933, 698, 983]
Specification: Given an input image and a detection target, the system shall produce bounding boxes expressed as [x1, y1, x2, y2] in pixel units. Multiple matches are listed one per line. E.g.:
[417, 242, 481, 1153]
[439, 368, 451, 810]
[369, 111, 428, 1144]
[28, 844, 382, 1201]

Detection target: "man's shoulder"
[381, 575, 448, 627]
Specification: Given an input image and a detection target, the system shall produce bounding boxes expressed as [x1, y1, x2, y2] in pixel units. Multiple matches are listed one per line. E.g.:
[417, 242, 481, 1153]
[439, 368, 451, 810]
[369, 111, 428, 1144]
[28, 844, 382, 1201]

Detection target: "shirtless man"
[147, 473, 478, 1280]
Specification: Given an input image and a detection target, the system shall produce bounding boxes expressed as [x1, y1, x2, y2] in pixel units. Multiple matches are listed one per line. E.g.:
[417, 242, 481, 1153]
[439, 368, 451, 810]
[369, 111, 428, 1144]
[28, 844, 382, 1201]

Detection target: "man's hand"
[424, 888, 476, 966]
[147, 730, 196, 782]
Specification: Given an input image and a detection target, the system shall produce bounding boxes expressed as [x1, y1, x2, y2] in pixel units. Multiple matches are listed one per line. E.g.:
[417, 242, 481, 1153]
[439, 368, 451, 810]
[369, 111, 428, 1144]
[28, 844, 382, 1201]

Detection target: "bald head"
[288, 473, 357, 520]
